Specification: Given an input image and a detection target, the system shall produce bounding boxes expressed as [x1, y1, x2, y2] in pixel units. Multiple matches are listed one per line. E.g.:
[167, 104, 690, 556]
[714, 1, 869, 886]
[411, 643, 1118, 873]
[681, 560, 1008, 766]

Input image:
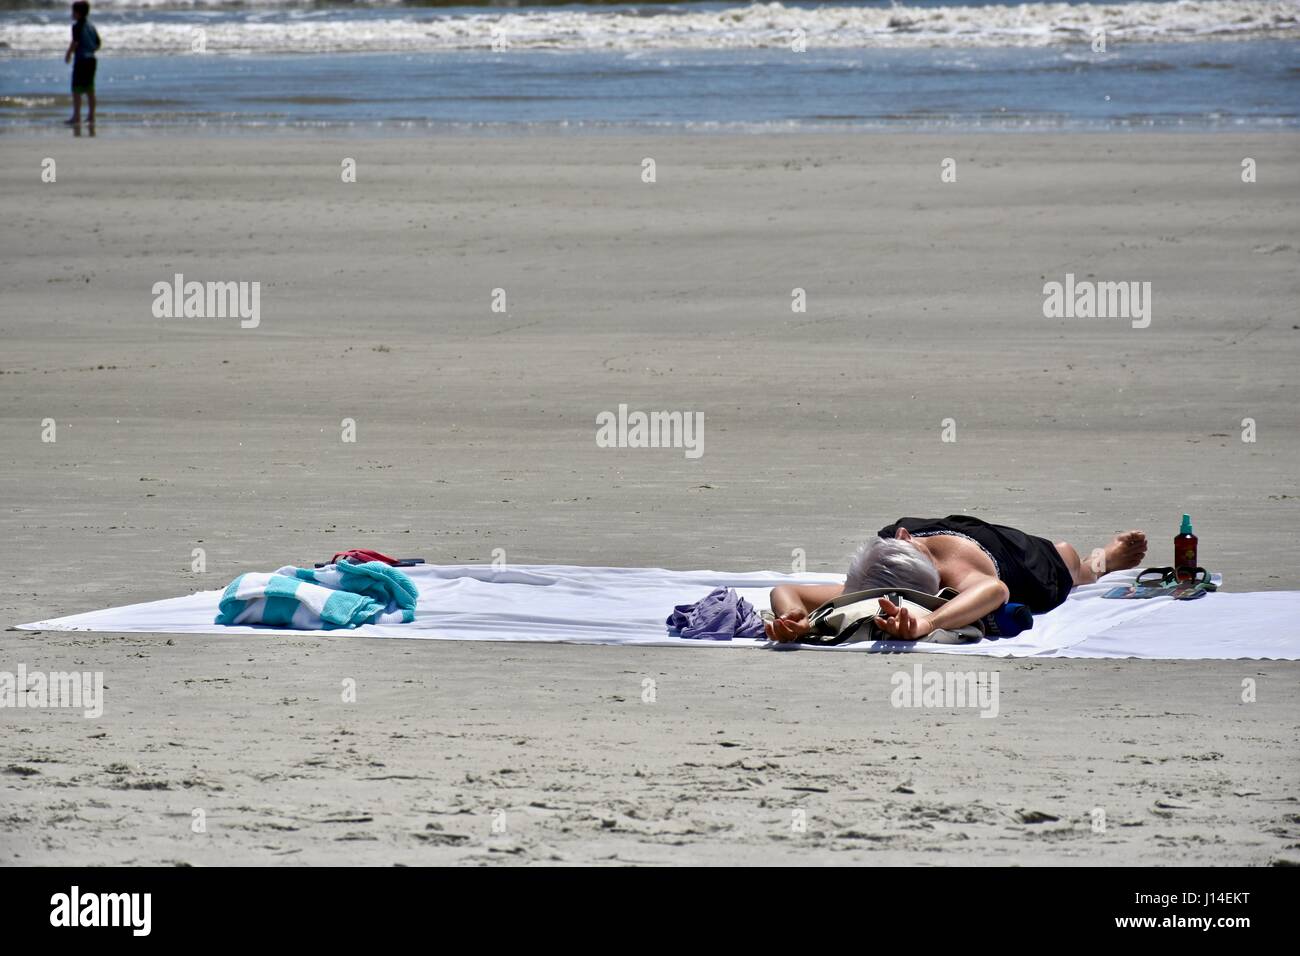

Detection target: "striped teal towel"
[216, 561, 418, 629]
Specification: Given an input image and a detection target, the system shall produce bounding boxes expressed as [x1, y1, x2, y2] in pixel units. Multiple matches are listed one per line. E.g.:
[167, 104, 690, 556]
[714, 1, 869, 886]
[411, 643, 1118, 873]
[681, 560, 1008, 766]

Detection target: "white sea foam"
[1, 2, 1296, 56]
[3, 0, 406, 6]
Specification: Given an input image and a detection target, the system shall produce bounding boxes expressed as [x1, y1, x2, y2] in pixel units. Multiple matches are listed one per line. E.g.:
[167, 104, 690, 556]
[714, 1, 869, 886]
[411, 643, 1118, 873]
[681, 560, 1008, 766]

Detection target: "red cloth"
[331, 549, 403, 566]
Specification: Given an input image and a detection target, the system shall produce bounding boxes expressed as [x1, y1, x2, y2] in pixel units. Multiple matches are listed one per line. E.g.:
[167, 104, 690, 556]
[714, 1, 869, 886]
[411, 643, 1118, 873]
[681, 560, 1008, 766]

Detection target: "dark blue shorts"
[71, 58, 96, 94]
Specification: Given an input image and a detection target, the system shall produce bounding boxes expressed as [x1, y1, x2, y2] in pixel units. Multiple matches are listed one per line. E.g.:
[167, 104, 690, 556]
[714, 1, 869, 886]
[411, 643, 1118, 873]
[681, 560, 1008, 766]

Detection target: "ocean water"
[1, 1, 1297, 131]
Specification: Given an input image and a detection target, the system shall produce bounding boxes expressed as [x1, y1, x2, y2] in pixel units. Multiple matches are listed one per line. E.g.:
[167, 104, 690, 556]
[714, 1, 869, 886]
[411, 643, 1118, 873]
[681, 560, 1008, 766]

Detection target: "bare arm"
[874, 567, 1009, 640]
[766, 583, 843, 642]
[924, 572, 1008, 631]
[770, 583, 842, 617]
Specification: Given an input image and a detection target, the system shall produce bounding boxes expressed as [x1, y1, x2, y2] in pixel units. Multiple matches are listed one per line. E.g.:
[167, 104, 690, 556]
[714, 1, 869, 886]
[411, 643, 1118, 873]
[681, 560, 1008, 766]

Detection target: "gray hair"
[845, 537, 940, 595]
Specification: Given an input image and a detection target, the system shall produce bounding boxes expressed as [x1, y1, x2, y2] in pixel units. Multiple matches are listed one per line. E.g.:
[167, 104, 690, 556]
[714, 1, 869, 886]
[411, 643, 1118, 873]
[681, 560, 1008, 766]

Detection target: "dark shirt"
[72, 20, 100, 62]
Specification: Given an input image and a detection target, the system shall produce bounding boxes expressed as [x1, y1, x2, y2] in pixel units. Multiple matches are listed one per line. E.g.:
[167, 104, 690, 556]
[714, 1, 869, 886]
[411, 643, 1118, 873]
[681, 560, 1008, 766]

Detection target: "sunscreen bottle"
[1175, 514, 1198, 578]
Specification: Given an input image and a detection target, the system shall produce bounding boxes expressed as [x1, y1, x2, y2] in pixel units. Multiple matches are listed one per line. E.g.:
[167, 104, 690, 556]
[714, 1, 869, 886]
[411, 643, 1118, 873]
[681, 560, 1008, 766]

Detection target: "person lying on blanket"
[767, 516, 1147, 642]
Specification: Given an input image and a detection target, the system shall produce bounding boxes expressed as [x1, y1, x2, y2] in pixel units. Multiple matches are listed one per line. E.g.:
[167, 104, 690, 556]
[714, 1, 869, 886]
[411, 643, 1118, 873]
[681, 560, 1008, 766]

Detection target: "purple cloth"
[666, 587, 766, 641]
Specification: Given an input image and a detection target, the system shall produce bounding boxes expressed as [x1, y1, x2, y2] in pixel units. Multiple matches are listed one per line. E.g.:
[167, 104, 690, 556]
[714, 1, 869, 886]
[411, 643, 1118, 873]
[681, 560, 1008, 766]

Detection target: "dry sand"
[1, 132, 1298, 865]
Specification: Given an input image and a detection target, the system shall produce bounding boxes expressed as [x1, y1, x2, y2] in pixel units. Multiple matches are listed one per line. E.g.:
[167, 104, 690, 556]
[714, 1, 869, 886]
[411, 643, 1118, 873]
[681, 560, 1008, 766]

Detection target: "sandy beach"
[1, 131, 1298, 865]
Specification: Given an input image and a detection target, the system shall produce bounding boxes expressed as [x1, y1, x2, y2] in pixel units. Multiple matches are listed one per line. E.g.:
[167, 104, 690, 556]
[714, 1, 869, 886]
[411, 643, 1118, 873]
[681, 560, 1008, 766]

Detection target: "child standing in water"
[64, 1, 100, 125]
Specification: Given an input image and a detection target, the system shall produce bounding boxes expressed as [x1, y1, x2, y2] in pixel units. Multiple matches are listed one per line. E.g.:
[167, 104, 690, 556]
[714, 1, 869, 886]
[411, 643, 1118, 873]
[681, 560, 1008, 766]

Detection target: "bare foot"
[1103, 530, 1147, 572]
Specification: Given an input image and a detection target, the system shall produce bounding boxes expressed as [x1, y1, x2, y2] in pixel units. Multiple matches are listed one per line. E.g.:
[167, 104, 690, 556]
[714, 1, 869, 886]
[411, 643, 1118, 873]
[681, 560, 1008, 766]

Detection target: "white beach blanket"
[17, 564, 1300, 660]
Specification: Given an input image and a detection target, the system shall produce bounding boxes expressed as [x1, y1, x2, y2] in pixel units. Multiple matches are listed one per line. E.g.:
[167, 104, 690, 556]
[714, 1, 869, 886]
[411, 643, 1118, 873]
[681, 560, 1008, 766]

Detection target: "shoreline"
[5, 33, 1297, 134]
[6, 121, 1300, 139]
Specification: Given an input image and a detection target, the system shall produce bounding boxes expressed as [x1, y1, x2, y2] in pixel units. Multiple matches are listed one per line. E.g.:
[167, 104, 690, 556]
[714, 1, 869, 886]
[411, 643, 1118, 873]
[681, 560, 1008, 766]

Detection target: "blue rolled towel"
[985, 602, 1034, 637]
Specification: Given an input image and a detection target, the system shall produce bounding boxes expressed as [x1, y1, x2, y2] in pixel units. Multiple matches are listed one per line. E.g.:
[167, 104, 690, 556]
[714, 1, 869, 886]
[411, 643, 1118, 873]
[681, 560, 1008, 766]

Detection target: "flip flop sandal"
[315, 550, 426, 569]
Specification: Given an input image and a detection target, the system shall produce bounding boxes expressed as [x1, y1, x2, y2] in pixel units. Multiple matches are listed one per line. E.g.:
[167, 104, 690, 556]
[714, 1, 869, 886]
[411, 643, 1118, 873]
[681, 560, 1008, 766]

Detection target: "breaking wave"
[1, 2, 1296, 56]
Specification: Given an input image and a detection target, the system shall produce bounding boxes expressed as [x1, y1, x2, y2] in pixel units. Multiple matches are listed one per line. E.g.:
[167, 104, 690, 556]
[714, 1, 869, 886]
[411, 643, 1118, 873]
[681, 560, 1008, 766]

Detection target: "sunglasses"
[1135, 566, 1215, 589]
